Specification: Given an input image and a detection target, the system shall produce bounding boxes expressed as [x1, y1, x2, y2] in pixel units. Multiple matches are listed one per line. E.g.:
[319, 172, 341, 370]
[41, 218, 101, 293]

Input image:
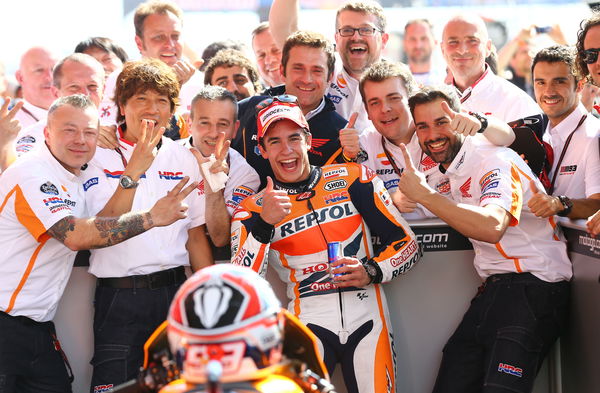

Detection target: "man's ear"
[135, 35, 144, 54]
[258, 143, 268, 159]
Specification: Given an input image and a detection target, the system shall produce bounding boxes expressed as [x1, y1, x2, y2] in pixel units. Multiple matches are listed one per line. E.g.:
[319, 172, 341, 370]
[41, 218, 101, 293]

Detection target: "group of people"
[0, 1, 599, 393]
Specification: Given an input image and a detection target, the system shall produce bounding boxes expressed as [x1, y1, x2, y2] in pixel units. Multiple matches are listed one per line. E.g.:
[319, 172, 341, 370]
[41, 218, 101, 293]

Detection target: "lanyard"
[548, 114, 587, 195]
[381, 136, 403, 175]
[20, 106, 39, 122]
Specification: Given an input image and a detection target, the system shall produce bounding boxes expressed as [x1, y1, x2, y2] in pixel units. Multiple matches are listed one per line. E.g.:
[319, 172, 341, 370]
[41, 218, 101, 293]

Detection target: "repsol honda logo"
[158, 171, 184, 180]
[280, 203, 354, 237]
[324, 179, 347, 191]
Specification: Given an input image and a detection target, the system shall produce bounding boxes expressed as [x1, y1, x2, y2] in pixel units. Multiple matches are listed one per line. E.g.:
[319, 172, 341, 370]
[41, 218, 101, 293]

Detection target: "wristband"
[468, 112, 488, 133]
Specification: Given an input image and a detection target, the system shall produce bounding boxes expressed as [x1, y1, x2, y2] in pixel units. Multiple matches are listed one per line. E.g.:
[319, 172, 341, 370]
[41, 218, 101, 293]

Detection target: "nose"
[226, 80, 239, 94]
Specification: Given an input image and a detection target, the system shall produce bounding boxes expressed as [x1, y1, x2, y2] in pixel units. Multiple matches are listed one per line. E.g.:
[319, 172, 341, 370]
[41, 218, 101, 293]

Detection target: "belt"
[0, 310, 49, 327]
[97, 266, 186, 289]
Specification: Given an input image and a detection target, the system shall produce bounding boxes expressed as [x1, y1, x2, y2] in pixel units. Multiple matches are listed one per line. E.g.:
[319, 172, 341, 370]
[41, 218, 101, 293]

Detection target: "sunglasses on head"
[255, 95, 298, 114]
[583, 48, 600, 64]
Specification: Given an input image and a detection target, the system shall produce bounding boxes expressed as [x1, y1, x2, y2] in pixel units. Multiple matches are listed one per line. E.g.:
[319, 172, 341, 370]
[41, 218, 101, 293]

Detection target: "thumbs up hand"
[339, 112, 360, 160]
[397, 143, 434, 203]
[527, 179, 563, 218]
[260, 176, 292, 225]
[442, 100, 482, 136]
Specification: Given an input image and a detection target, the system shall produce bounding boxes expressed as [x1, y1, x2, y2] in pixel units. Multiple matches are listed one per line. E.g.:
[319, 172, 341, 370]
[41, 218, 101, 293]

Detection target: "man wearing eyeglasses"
[269, 1, 388, 132]
[232, 31, 351, 188]
[231, 98, 421, 393]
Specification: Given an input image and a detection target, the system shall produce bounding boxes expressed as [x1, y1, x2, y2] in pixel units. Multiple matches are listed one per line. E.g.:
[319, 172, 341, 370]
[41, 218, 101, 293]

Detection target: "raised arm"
[0, 99, 23, 171]
[48, 176, 197, 251]
[269, 0, 300, 48]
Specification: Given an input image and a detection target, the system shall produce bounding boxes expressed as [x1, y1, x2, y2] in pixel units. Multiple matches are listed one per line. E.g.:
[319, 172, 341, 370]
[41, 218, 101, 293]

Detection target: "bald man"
[15, 47, 57, 128]
[441, 15, 539, 122]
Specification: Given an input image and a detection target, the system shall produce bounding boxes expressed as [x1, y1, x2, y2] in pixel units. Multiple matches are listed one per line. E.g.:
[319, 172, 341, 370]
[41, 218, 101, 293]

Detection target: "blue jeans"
[89, 283, 181, 392]
[432, 273, 570, 393]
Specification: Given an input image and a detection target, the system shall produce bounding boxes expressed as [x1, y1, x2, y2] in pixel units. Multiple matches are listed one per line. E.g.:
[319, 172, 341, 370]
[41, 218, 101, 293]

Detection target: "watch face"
[120, 176, 134, 189]
[365, 264, 377, 277]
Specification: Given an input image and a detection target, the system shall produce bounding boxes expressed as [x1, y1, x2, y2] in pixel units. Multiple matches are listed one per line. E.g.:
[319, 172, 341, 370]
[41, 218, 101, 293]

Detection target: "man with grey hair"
[441, 14, 539, 122]
[0, 94, 195, 392]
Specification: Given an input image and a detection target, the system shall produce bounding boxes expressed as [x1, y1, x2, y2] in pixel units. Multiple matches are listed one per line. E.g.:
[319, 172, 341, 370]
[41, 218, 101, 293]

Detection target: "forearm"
[568, 197, 600, 220]
[97, 171, 144, 216]
[48, 212, 155, 251]
[481, 116, 515, 146]
[420, 192, 509, 243]
[205, 190, 231, 247]
[187, 225, 214, 271]
[269, 0, 299, 48]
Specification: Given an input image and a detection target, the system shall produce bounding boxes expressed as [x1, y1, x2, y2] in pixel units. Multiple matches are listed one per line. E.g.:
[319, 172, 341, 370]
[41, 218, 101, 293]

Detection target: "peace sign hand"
[149, 176, 199, 227]
[0, 98, 23, 147]
[126, 119, 165, 180]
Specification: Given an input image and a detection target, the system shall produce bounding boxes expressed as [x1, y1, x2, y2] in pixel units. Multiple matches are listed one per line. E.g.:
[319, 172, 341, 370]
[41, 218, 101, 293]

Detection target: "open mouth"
[279, 158, 298, 171]
[542, 97, 560, 105]
[425, 138, 448, 153]
[380, 116, 398, 126]
[296, 86, 315, 92]
[349, 44, 368, 55]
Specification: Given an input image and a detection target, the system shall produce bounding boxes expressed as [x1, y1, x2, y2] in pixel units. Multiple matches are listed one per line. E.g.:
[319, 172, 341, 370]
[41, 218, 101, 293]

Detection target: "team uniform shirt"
[457, 67, 541, 123]
[232, 86, 347, 188]
[326, 56, 373, 134]
[543, 103, 600, 199]
[441, 135, 571, 282]
[83, 132, 205, 278]
[0, 142, 99, 322]
[14, 100, 47, 130]
[231, 163, 420, 393]
[180, 137, 260, 214]
[14, 119, 46, 157]
[359, 129, 438, 219]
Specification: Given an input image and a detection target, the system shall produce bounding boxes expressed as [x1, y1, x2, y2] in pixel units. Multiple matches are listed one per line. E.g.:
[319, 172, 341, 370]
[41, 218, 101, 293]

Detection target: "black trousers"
[432, 273, 570, 393]
[0, 311, 72, 393]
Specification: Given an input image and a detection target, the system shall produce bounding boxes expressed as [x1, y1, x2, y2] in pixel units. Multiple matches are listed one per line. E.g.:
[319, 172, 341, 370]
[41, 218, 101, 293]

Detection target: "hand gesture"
[149, 176, 198, 227]
[126, 119, 164, 179]
[442, 100, 481, 136]
[527, 179, 561, 218]
[330, 257, 370, 288]
[339, 112, 360, 160]
[391, 189, 417, 213]
[172, 59, 196, 86]
[398, 143, 434, 202]
[587, 210, 600, 238]
[0, 98, 23, 147]
[98, 125, 119, 149]
[260, 176, 292, 225]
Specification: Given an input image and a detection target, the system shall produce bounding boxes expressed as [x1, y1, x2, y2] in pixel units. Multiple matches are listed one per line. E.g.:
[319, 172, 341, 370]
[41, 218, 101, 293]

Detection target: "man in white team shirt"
[400, 85, 570, 393]
[344, 60, 514, 219]
[83, 59, 212, 391]
[441, 14, 540, 122]
[182, 85, 260, 246]
[14, 47, 57, 129]
[269, 0, 388, 132]
[527, 45, 600, 220]
[0, 94, 195, 393]
[14, 53, 105, 158]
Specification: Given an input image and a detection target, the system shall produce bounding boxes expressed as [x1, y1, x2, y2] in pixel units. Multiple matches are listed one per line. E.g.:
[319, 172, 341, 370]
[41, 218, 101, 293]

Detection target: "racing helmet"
[167, 264, 284, 384]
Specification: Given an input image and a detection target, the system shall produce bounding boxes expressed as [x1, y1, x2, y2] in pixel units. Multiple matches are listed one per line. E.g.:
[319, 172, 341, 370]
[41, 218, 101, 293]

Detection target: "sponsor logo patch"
[324, 191, 349, 204]
[420, 155, 437, 171]
[17, 135, 36, 144]
[230, 186, 254, 206]
[384, 179, 399, 190]
[158, 171, 183, 180]
[498, 363, 523, 377]
[336, 74, 347, 89]
[94, 384, 114, 393]
[324, 179, 347, 191]
[40, 181, 59, 195]
[327, 94, 342, 104]
[559, 165, 577, 175]
[323, 168, 349, 179]
[459, 177, 472, 198]
[436, 178, 451, 194]
[83, 177, 99, 191]
[391, 240, 418, 267]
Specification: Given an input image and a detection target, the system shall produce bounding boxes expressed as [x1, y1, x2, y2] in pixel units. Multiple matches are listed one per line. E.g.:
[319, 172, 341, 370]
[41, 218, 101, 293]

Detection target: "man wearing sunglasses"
[269, 1, 388, 132]
[232, 31, 350, 188]
[525, 46, 600, 220]
[231, 98, 421, 393]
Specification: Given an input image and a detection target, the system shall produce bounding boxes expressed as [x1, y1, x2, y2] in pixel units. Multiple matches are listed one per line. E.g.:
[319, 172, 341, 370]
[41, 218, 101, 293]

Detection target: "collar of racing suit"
[273, 166, 322, 194]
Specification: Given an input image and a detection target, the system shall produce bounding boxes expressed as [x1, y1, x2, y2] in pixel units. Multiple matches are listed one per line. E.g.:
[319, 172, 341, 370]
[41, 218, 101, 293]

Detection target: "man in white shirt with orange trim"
[400, 86, 571, 393]
[0, 94, 195, 393]
[526, 45, 600, 220]
[441, 14, 540, 122]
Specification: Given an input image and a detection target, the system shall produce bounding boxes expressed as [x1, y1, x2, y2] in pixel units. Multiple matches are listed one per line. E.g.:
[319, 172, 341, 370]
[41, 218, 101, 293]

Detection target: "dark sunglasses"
[583, 48, 600, 64]
[255, 94, 298, 114]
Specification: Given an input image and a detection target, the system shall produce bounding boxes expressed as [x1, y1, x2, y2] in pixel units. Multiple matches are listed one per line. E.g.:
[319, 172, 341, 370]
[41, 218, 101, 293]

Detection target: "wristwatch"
[556, 195, 573, 217]
[468, 112, 488, 133]
[363, 260, 378, 285]
[119, 175, 139, 189]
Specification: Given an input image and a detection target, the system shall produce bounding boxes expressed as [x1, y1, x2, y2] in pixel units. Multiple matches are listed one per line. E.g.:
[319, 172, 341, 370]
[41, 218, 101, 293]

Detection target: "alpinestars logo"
[459, 177, 472, 198]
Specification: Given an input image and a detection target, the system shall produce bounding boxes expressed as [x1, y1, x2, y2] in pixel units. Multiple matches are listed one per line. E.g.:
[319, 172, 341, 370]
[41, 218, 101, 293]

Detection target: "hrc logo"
[324, 191, 349, 204]
[498, 363, 523, 377]
[158, 171, 183, 180]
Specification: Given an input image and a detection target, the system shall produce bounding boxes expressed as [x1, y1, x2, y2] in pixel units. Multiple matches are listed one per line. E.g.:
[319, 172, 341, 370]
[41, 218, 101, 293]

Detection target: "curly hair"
[114, 58, 179, 124]
[203, 49, 261, 92]
[575, 13, 600, 84]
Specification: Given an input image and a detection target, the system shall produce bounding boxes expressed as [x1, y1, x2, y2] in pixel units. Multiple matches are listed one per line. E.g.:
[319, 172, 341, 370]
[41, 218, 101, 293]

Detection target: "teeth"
[281, 159, 295, 163]
[298, 86, 313, 91]
[428, 141, 446, 149]
[544, 98, 559, 104]
[381, 117, 398, 124]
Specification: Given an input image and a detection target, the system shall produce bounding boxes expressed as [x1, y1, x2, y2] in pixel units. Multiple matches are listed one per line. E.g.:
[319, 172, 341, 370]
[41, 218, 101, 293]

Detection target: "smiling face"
[283, 46, 331, 114]
[119, 88, 173, 143]
[533, 61, 579, 127]
[252, 29, 284, 87]
[210, 65, 256, 101]
[16, 47, 57, 109]
[413, 98, 463, 169]
[44, 104, 98, 174]
[55, 60, 105, 107]
[135, 11, 183, 66]
[335, 10, 388, 78]
[259, 120, 312, 184]
[190, 99, 238, 157]
[441, 17, 491, 89]
[363, 77, 413, 145]
[584, 24, 600, 86]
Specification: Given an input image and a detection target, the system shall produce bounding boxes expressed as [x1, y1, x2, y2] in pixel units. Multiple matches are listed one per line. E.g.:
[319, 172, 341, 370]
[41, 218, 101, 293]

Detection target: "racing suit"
[230, 164, 421, 393]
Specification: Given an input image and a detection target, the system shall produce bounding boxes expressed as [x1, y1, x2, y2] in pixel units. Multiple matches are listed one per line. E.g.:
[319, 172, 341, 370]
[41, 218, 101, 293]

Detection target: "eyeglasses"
[583, 48, 600, 64]
[255, 94, 298, 114]
[337, 27, 381, 37]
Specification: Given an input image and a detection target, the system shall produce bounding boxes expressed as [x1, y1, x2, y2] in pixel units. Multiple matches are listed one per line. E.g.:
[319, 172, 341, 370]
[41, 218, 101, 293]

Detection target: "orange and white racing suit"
[230, 164, 421, 393]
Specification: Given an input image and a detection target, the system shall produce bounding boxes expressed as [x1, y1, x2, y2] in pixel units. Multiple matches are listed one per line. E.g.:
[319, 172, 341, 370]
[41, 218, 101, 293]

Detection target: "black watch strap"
[469, 112, 488, 133]
[556, 195, 573, 217]
[363, 259, 382, 284]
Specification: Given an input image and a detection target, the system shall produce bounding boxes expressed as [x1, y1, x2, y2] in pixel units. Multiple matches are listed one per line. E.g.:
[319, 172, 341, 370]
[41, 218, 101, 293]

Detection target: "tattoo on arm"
[92, 212, 150, 248]
[47, 216, 77, 243]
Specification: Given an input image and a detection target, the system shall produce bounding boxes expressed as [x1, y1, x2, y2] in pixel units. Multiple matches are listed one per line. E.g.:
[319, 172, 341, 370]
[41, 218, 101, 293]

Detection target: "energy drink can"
[327, 242, 343, 277]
